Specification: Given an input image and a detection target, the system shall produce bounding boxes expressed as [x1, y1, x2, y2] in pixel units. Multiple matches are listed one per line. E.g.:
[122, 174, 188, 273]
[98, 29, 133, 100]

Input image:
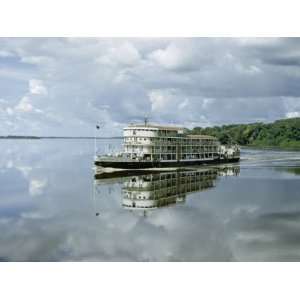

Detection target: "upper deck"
[123, 124, 217, 141]
[124, 124, 184, 138]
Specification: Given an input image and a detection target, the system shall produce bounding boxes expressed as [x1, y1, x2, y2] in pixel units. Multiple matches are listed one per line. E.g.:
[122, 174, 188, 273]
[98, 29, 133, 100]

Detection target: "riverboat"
[94, 121, 240, 170]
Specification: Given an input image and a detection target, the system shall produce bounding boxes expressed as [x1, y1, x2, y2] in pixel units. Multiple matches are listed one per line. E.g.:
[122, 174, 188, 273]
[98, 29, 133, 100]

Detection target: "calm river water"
[0, 139, 300, 261]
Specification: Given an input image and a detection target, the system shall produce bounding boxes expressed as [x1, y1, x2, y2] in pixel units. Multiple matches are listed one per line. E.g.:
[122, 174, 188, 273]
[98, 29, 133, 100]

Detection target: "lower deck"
[94, 156, 240, 169]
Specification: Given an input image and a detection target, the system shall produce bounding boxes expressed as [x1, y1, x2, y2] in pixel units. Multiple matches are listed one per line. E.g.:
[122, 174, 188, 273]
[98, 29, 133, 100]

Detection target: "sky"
[0, 37, 300, 136]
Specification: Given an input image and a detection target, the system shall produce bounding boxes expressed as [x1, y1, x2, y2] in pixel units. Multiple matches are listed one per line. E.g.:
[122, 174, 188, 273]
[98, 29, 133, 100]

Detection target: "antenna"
[144, 115, 149, 126]
[94, 123, 102, 156]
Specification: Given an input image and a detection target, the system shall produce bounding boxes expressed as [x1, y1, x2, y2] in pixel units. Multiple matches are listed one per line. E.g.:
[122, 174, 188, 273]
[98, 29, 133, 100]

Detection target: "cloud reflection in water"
[0, 140, 300, 261]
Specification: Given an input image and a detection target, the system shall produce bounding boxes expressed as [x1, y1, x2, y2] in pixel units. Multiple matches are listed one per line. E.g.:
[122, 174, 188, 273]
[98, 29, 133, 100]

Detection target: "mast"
[94, 124, 100, 156]
[144, 116, 148, 126]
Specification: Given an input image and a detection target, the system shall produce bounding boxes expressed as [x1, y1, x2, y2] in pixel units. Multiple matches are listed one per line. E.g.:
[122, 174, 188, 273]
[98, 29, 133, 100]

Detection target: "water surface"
[0, 139, 300, 261]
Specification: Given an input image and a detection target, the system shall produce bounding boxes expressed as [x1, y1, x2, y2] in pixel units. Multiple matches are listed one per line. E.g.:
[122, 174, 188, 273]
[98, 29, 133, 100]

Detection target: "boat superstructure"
[94, 122, 240, 170]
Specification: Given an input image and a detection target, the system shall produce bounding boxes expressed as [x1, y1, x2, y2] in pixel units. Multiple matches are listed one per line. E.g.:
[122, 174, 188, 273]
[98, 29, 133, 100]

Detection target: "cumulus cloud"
[149, 41, 213, 71]
[150, 43, 190, 70]
[148, 89, 174, 112]
[97, 42, 141, 67]
[29, 79, 48, 95]
[286, 112, 300, 118]
[15, 96, 34, 112]
[29, 178, 47, 196]
[21, 56, 52, 65]
[14, 80, 45, 114]
[178, 98, 189, 109]
[202, 98, 215, 109]
[0, 50, 14, 57]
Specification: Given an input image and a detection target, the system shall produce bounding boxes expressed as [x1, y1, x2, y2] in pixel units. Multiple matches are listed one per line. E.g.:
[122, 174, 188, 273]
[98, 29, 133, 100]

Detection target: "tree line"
[189, 117, 300, 150]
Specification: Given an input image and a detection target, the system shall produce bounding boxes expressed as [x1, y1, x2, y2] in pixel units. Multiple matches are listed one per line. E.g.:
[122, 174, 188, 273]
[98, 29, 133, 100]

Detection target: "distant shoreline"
[1, 136, 299, 151]
[0, 136, 123, 140]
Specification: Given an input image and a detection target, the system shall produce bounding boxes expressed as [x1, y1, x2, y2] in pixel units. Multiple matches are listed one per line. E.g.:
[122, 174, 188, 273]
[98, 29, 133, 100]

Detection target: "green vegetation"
[189, 117, 300, 150]
[282, 167, 300, 175]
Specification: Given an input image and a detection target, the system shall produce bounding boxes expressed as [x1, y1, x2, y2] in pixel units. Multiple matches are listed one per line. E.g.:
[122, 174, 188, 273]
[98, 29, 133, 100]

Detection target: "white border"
[1, 263, 300, 300]
[1, 0, 300, 299]
[0, 0, 299, 36]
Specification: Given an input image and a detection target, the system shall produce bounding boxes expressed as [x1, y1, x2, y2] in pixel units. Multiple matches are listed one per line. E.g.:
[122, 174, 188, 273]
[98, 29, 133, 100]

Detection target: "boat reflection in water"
[94, 166, 240, 213]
